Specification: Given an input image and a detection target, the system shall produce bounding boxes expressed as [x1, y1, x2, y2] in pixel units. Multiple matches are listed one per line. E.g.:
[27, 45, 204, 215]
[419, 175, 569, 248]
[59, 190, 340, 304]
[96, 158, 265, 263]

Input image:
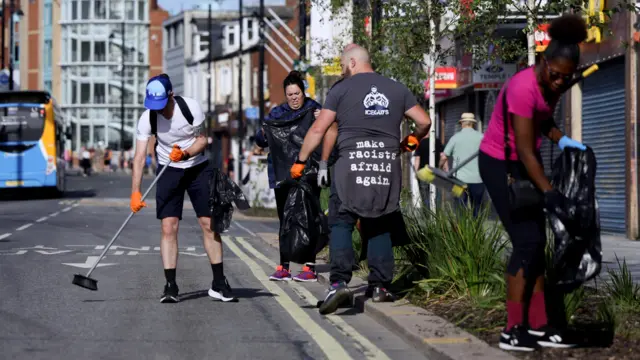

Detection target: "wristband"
[183, 150, 191, 160]
[295, 157, 306, 165]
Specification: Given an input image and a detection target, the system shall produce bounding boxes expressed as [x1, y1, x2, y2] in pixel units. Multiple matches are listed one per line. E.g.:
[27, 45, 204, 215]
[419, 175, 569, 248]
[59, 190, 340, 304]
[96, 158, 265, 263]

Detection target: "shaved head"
[340, 43, 372, 77]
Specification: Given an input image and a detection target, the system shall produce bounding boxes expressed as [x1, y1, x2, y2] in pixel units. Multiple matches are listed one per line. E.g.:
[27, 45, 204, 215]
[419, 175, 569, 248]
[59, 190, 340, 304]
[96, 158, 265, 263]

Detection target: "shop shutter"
[539, 95, 565, 176]
[443, 96, 468, 143]
[581, 57, 626, 234]
[482, 90, 499, 133]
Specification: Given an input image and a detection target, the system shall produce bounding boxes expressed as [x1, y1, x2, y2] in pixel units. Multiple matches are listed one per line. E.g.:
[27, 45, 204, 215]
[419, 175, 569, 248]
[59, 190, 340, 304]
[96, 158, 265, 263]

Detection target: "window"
[126, 0, 135, 20]
[94, 41, 106, 61]
[44, 80, 52, 93]
[81, 0, 90, 20]
[94, 83, 106, 104]
[71, 0, 78, 20]
[81, 125, 90, 146]
[176, 24, 183, 46]
[80, 83, 91, 104]
[247, 20, 253, 40]
[44, 3, 52, 26]
[228, 32, 235, 46]
[13, 44, 18, 63]
[71, 39, 77, 62]
[81, 41, 90, 62]
[109, 1, 121, 19]
[94, 1, 106, 19]
[71, 80, 78, 104]
[138, 1, 145, 21]
[94, 126, 105, 144]
[43, 40, 52, 68]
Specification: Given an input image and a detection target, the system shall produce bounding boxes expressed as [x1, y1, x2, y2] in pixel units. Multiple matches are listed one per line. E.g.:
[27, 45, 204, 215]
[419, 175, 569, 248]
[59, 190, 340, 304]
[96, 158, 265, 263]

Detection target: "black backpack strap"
[149, 110, 157, 136]
[174, 96, 194, 125]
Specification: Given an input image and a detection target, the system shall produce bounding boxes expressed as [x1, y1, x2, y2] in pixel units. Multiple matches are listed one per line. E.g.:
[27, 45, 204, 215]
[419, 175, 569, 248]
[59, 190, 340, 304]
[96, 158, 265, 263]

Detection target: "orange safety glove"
[290, 159, 306, 179]
[130, 191, 146, 213]
[400, 134, 419, 152]
[169, 144, 187, 162]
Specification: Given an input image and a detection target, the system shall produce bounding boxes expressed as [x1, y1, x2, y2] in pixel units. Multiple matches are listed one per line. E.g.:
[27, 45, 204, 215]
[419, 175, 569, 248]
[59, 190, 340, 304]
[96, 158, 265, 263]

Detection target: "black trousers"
[274, 180, 322, 266]
[478, 151, 547, 278]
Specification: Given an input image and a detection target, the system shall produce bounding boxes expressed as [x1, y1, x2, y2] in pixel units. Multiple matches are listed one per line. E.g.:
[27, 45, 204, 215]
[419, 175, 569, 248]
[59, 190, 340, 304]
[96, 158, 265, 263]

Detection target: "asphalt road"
[0, 171, 428, 360]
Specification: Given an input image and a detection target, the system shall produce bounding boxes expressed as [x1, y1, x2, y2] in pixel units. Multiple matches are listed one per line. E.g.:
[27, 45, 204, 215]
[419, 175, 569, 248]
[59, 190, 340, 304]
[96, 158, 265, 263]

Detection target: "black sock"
[305, 263, 315, 272]
[211, 263, 224, 283]
[164, 268, 176, 284]
[282, 261, 290, 270]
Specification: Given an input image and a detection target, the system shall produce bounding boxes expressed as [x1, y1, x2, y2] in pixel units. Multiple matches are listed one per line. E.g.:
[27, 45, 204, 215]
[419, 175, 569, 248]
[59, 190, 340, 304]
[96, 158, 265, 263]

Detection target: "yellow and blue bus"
[0, 90, 71, 195]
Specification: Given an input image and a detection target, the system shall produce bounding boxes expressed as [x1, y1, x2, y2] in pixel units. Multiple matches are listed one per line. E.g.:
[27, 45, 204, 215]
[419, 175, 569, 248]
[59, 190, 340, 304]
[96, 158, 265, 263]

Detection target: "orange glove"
[130, 191, 146, 213]
[400, 134, 419, 152]
[290, 160, 305, 179]
[169, 144, 187, 162]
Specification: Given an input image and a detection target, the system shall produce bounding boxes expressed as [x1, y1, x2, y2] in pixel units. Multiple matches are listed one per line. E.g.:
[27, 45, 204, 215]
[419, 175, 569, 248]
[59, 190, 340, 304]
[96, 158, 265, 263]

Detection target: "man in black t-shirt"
[289, 44, 432, 315]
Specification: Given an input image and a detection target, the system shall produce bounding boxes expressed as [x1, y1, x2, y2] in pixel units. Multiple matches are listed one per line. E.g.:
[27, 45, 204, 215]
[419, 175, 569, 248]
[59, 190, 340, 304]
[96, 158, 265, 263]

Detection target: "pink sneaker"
[269, 265, 292, 281]
[293, 266, 317, 282]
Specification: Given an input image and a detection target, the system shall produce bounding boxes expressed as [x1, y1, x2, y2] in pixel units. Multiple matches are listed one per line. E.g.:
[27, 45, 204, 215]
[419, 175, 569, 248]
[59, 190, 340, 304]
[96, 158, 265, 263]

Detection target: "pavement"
[0, 171, 430, 360]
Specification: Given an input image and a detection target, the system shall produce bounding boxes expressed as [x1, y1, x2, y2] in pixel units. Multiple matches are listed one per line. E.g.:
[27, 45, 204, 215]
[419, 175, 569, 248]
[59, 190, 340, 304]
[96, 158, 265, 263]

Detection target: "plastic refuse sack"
[208, 168, 251, 233]
[547, 147, 602, 291]
[279, 177, 329, 264]
[262, 108, 337, 183]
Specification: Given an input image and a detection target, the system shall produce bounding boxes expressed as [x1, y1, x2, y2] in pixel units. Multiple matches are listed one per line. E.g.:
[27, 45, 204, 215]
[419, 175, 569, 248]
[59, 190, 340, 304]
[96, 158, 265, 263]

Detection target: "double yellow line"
[223, 234, 391, 360]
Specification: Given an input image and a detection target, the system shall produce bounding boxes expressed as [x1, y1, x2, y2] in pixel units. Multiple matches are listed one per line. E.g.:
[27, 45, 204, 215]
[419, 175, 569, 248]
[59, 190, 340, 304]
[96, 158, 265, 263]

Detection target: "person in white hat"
[440, 112, 485, 216]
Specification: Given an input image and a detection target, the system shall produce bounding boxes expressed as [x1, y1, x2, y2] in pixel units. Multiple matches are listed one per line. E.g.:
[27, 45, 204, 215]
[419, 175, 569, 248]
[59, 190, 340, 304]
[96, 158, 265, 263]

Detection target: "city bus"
[0, 90, 71, 195]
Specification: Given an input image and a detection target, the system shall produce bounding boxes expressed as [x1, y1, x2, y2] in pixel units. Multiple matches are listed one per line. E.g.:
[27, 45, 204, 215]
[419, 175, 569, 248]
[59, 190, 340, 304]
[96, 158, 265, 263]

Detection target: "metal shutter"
[581, 57, 626, 234]
[443, 96, 468, 143]
[539, 95, 565, 176]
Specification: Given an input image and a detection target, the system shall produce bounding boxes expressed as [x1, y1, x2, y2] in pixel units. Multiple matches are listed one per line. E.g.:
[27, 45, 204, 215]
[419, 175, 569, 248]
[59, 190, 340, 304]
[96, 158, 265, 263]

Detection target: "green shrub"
[401, 199, 508, 306]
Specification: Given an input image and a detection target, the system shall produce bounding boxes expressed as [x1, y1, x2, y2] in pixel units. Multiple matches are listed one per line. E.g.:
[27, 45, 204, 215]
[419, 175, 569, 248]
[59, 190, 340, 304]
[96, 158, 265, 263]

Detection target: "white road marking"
[50, 211, 60, 217]
[36, 216, 48, 223]
[61, 207, 72, 212]
[127, 251, 138, 255]
[0, 233, 11, 240]
[223, 237, 353, 360]
[0, 250, 27, 255]
[232, 220, 257, 237]
[16, 223, 33, 231]
[113, 251, 125, 255]
[231, 236, 391, 360]
[72, 203, 80, 207]
[62, 256, 118, 269]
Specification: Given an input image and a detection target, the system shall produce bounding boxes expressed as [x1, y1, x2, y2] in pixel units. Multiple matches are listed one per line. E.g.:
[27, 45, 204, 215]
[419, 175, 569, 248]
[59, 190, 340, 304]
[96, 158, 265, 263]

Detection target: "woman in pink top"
[478, 14, 588, 352]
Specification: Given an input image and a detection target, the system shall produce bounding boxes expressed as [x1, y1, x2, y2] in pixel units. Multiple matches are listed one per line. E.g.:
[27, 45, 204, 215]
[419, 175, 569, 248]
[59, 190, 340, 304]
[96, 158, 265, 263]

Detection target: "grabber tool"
[72, 161, 173, 291]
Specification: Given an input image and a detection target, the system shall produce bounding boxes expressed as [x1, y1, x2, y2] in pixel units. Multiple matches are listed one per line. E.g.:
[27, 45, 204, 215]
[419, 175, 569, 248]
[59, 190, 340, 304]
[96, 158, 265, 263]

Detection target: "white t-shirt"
[135, 96, 207, 169]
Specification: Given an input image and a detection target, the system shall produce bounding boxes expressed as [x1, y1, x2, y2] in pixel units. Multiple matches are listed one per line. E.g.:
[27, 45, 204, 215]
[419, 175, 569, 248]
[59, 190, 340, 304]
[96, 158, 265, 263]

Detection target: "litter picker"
[72, 161, 172, 291]
[415, 64, 600, 197]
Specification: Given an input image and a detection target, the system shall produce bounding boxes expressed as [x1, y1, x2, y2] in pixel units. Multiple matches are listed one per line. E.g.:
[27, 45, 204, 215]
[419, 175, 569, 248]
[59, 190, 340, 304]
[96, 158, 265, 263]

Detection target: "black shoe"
[318, 281, 352, 315]
[366, 286, 397, 303]
[208, 277, 238, 302]
[499, 325, 540, 352]
[529, 325, 577, 348]
[160, 282, 180, 303]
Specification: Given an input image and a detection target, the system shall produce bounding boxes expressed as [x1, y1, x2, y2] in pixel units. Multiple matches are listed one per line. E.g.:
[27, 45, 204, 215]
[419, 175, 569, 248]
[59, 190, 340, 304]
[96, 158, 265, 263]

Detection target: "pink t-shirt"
[479, 66, 556, 161]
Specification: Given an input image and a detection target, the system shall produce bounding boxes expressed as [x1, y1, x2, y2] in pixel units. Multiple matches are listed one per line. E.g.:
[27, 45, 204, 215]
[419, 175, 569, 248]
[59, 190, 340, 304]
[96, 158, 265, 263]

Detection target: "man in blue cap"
[130, 73, 237, 303]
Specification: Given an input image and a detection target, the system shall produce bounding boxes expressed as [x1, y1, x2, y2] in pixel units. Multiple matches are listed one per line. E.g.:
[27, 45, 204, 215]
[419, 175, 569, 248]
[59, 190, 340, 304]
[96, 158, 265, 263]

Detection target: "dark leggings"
[274, 181, 322, 267]
[478, 151, 547, 278]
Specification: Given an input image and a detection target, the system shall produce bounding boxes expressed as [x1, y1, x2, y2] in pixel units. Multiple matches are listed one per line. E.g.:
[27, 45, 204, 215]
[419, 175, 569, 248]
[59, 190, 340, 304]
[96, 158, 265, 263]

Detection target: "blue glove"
[558, 136, 586, 151]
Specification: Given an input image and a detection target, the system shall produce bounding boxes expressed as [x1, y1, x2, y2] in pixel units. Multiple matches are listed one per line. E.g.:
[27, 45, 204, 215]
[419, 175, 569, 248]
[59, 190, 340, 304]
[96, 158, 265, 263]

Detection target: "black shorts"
[478, 151, 546, 278]
[155, 160, 212, 220]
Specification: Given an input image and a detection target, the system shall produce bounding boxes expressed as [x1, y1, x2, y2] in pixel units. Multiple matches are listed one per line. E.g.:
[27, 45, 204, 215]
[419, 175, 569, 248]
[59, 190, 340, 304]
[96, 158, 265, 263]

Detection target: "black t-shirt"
[415, 138, 444, 169]
[323, 72, 417, 218]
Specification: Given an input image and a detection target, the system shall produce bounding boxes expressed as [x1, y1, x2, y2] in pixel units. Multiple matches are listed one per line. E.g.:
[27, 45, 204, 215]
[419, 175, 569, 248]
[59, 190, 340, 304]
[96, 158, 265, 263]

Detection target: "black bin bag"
[547, 147, 602, 291]
[279, 178, 329, 264]
[208, 168, 251, 234]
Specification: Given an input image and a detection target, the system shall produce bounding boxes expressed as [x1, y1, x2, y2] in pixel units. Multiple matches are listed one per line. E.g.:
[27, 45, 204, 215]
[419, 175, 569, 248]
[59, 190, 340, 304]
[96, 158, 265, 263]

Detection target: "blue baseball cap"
[144, 75, 173, 110]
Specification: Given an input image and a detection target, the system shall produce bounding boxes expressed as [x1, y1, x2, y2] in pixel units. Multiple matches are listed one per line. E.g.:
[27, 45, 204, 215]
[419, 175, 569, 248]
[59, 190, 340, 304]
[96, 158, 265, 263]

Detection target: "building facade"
[58, 0, 166, 152]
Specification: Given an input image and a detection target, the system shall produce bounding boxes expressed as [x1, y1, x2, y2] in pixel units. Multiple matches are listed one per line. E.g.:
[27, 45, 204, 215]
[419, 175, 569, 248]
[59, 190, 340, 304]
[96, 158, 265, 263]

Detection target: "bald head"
[340, 43, 373, 77]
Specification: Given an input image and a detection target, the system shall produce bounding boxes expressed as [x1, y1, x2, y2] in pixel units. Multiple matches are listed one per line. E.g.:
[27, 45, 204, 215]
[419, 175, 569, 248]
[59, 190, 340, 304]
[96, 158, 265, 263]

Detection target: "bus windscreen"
[0, 105, 46, 143]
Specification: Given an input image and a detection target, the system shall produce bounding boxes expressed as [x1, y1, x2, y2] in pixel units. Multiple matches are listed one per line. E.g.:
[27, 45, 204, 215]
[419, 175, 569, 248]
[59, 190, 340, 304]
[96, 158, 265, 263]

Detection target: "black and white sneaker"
[318, 281, 352, 315]
[529, 325, 577, 348]
[365, 286, 397, 303]
[160, 282, 180, 303]
[208, 277, 238, 302]
[499, 325, 540, 352]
